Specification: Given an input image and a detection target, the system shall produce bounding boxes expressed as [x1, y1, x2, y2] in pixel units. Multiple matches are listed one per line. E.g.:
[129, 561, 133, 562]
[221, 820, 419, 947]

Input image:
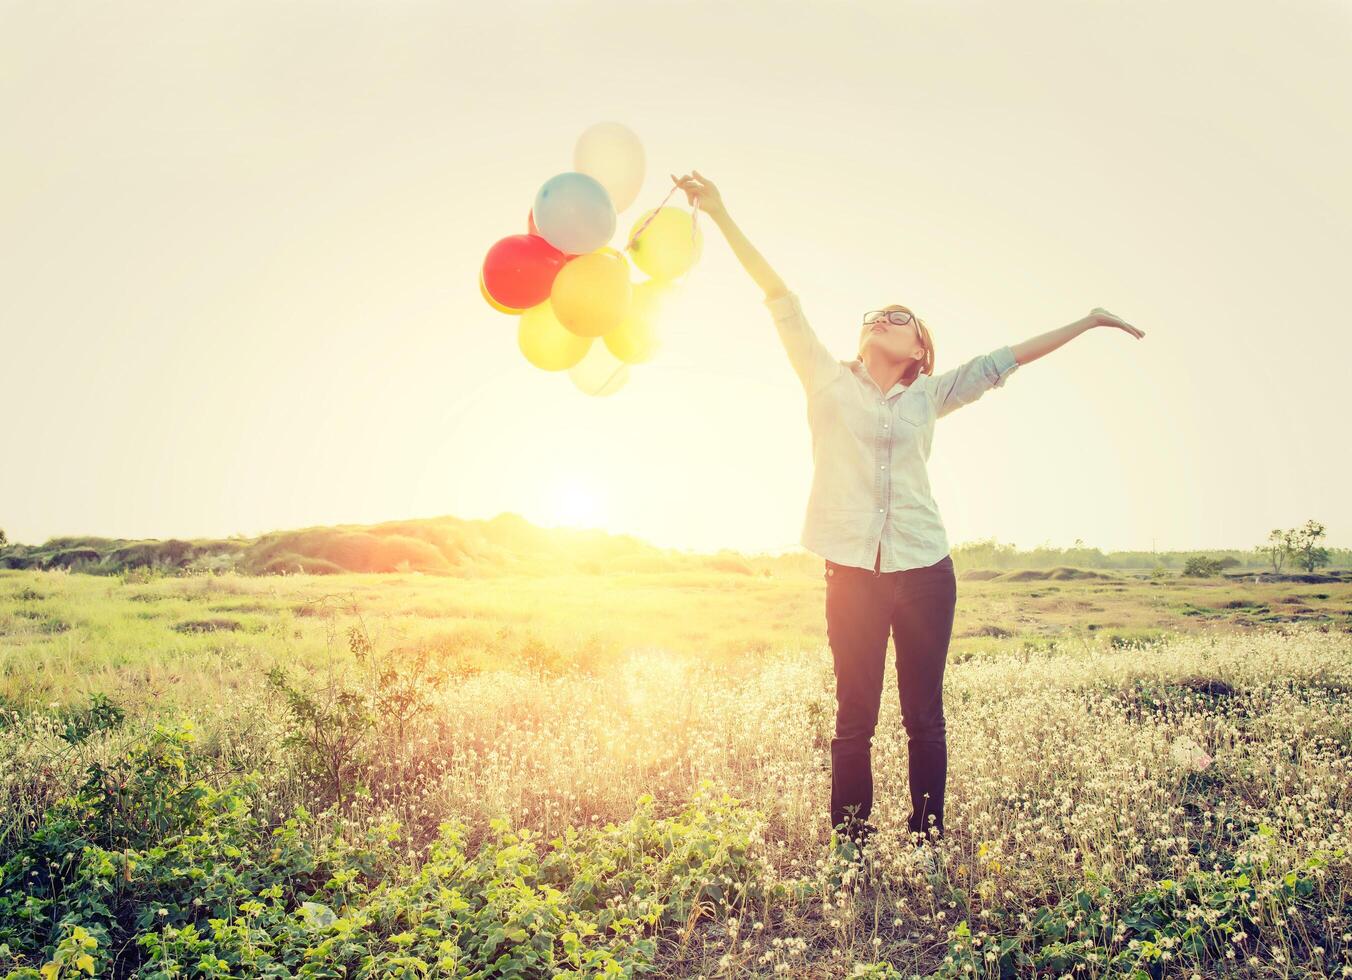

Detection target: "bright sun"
[545, 474, 609, 531]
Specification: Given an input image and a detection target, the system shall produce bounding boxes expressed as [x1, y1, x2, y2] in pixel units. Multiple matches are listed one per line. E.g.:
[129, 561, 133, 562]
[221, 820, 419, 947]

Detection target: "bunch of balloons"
[479, 121, 703, 396]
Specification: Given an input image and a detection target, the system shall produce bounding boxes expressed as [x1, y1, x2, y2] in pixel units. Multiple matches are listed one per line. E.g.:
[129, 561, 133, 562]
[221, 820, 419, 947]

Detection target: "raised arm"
[933, 307, 1146, 418]
[671, 170, 841, 396]
[762, 290, 844, 396]
[1008, 307, 1144, 367]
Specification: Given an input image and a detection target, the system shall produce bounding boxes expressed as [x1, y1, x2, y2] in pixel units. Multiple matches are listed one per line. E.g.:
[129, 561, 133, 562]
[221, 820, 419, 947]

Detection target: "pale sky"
[3, 0, 1349, 555]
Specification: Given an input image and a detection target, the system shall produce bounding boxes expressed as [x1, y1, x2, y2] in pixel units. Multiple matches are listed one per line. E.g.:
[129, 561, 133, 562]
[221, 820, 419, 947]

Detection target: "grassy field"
[1, 566, 1350, 978]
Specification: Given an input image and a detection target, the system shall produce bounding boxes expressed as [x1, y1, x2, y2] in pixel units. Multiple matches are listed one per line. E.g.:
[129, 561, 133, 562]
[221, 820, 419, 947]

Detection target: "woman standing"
[670, 170, 1145, 851]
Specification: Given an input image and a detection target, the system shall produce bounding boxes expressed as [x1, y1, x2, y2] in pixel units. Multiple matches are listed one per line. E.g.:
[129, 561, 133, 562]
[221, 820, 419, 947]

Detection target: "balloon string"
[624, 182, 700, 254]
[624, 184, 678, 250]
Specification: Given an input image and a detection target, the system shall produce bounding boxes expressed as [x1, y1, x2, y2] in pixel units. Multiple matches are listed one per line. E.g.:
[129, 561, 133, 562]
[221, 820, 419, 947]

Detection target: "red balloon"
[482, 234, 567, 310]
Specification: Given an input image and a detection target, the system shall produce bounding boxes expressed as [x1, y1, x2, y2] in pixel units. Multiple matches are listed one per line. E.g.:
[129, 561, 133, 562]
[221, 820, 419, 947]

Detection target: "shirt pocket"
[898, 392, 931, 427]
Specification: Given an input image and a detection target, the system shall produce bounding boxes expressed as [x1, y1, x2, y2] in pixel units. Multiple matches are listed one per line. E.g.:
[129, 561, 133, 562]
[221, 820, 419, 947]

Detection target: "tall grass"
[0, 563, 1348, 976]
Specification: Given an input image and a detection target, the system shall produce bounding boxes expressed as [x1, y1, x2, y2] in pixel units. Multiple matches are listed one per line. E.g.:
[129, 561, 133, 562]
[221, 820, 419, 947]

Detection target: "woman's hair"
[859, 305, 935, 384]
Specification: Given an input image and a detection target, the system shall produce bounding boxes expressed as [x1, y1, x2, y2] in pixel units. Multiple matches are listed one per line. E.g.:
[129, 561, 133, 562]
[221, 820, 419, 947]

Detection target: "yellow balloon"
[626, 207, 703, 281]
[481, 270, 523, 314]
[569, 338, 631, 397]
[604, 278, 666, 364]
[518, 300, 591, 370]
[549, 251, 632, 337]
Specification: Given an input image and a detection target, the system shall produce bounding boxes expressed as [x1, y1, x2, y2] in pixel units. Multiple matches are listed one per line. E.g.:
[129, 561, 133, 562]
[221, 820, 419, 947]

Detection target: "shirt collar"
[852, 356, 911, 398]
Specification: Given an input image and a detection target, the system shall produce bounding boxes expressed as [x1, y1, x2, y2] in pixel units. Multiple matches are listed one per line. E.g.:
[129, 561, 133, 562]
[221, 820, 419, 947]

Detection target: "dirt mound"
[994, 566, 1116, 582]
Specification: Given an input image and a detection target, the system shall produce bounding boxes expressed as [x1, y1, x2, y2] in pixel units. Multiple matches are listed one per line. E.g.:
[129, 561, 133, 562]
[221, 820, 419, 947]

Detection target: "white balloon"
[574, 121, 646, 214]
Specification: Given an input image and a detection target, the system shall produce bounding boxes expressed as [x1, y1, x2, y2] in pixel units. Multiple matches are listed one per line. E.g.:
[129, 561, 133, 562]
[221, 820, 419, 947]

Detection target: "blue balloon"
[533, 172, 616, 256]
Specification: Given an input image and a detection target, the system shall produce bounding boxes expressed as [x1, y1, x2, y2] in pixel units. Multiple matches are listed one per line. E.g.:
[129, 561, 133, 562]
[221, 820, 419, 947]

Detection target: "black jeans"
[823, 550, 957, 841]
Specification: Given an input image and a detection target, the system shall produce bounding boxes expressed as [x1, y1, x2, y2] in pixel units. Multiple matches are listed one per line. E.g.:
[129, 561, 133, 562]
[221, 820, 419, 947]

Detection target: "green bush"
[0, 722, 778, 979]
[1182, 556, 1223, 577]
[56, 693, 125, 746]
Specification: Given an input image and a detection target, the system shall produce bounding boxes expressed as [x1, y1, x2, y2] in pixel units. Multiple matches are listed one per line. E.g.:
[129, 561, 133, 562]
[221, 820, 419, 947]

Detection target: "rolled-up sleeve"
[765, 291, 843, 397]
[931, 344, 1019, 418]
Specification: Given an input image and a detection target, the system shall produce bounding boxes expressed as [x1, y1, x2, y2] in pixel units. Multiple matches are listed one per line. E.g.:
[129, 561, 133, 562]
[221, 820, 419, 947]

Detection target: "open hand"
[670, 170, 725, 218]
[1090, 307, 1145, 338]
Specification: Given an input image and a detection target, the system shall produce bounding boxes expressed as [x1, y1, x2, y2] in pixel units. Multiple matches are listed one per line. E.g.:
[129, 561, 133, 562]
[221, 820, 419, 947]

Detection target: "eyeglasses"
[863, 310, 915, 327]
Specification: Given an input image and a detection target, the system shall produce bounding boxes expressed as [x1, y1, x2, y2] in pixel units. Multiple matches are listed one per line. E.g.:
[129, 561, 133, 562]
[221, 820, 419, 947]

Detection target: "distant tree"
[952, 537, 1019, 570]
[1290, 519, 1331, 574]
[1256, 528, 1294, 574]
[0, 528, 6, 548]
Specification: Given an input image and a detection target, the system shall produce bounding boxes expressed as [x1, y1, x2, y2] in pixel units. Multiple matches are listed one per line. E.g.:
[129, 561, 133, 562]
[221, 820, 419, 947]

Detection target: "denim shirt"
[766, 290, 1020, 573]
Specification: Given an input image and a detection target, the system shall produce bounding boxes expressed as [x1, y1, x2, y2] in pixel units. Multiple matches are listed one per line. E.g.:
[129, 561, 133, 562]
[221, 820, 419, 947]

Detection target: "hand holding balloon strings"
[626, 181, 700, 252]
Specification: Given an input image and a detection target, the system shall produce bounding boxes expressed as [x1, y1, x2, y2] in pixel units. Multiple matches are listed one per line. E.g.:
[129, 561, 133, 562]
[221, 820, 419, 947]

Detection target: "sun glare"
[545, 474, 609, 531]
